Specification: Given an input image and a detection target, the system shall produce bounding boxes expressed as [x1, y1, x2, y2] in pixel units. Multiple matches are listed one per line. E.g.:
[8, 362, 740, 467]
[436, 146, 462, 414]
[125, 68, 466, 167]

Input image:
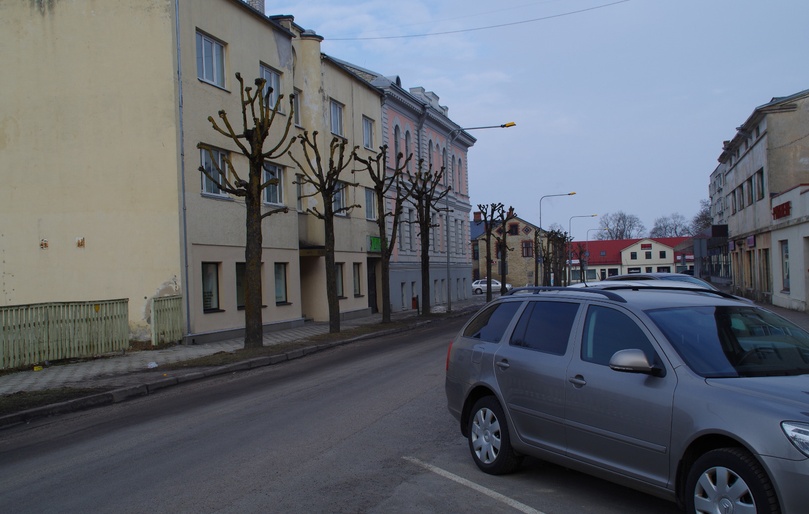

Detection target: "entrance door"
[367, 259, 378, 313]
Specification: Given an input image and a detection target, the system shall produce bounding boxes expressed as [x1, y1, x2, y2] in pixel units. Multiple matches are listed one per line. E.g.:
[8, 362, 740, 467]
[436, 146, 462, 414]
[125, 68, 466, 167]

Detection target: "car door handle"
[496, 359, 510, 370]
[568, 375, 587, 387]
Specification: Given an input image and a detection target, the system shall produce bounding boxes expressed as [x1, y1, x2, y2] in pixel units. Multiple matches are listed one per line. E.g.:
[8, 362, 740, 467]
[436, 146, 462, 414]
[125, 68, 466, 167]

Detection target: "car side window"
[462, 302, 521, 343]
[510, 301, 579, 355]
[581, 305, 657, 366]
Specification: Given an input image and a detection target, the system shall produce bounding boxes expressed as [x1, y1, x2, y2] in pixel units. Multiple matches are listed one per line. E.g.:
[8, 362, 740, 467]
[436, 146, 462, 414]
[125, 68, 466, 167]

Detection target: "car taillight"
[446, 340, 454, 371]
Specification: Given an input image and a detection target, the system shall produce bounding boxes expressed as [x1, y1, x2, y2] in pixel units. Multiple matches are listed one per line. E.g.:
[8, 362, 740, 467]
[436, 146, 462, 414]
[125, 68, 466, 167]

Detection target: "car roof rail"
[583, 283, 743, 301]
[506, 286, 627, 303]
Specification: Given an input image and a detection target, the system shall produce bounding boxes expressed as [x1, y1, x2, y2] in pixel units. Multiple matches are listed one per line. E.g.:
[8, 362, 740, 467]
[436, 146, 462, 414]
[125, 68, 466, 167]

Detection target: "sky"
[268, 0, 809, 240]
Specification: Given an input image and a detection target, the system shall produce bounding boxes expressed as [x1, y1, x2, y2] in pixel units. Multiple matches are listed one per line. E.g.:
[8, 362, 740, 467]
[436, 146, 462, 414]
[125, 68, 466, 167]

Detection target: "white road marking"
[403, 456, 545, 514]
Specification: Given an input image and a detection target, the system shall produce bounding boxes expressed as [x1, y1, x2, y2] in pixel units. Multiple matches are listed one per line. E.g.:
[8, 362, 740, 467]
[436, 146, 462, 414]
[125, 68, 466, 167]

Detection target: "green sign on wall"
[369, 236, 381, 252]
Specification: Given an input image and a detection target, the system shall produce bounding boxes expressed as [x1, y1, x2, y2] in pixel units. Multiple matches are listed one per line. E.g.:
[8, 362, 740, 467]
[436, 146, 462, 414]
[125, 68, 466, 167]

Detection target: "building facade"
[472, 214, 540, 287]
[710, 89, 809, 311]
[571, 237, 691, 282]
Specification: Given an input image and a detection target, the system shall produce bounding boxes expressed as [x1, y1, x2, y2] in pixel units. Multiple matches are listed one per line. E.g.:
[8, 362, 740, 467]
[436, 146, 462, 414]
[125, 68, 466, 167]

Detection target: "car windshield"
[647, 306, 809, 378]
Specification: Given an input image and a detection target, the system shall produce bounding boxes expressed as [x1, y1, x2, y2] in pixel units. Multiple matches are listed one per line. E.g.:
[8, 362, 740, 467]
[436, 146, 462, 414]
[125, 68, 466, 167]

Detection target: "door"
[494, 301, 580, 454]
[565, 304, 675, 487]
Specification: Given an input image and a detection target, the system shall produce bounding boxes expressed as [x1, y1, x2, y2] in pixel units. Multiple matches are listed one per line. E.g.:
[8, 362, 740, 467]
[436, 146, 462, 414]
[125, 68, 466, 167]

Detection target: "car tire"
[685, 448, 779, 514]
[474, 288, 482, 295]
[468, 396, 522, 475]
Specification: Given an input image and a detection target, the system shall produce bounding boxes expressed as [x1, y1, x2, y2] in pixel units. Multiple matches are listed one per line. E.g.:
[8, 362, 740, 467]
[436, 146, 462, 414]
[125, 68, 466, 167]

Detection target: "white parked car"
[472, 279, 512, 295]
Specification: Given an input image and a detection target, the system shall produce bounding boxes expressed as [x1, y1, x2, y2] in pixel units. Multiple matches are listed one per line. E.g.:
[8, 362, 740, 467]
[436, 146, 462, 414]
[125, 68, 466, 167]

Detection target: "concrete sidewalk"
[0, 297, 488, 396]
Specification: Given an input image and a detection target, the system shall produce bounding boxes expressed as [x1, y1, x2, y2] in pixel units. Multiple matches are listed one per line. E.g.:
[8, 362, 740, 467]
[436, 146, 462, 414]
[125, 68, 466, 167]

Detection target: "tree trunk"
[324, 209, 340, 333]
[420, 213, 432, 316]
[244, 161, 264, 349]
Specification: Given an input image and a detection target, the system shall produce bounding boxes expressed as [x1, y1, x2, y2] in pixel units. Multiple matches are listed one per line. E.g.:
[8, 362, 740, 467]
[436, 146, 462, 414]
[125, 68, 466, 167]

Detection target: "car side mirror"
[609, 349, 665, 377]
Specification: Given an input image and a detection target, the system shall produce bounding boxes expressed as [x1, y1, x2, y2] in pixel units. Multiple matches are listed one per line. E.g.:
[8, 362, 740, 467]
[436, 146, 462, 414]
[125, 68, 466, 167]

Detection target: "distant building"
[571, 237, 692, 282]
[471, 213, 540, 287]
[709, 89, 809, 311]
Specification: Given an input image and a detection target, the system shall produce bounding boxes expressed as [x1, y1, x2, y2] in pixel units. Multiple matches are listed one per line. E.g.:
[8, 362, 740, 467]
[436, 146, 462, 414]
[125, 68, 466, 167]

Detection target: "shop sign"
[746, 235, 756, 248]
[772, 201, 791, 220]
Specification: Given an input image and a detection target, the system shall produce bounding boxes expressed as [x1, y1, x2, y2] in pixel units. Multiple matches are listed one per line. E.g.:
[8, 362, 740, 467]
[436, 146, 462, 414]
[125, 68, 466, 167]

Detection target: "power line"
[328, 0, 630, 41]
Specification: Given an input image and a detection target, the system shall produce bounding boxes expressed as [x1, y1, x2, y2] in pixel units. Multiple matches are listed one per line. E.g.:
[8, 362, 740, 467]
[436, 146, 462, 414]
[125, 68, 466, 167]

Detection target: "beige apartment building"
[1, 0, 383, 342]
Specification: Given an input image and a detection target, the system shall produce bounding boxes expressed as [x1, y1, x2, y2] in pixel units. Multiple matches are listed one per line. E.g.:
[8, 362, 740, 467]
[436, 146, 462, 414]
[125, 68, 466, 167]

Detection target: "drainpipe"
[174, 0, 192, 340]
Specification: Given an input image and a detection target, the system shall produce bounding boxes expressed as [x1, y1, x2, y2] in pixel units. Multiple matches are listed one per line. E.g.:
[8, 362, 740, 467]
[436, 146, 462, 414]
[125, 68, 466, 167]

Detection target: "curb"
[0, 315, 457, 429]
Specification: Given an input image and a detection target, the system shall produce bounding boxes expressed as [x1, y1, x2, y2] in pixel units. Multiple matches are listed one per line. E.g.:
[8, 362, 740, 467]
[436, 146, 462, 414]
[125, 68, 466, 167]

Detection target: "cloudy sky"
[268, 0, 809, 239]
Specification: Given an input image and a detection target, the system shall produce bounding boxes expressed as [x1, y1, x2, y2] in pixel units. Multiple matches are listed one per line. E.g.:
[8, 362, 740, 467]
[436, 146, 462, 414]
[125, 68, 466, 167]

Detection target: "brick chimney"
[244, 0, 264, 14]
[473, 212, 481, 222]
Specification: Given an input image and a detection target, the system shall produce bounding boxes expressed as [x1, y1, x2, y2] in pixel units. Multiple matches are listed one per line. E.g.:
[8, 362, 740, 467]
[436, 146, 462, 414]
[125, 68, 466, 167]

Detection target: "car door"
[494, 300, 580, 454]
[564, 303, 676, 487]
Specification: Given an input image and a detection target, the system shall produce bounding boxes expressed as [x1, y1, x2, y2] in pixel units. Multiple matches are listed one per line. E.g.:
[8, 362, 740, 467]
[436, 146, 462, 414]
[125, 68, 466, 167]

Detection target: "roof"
[574, 237, 691, 265]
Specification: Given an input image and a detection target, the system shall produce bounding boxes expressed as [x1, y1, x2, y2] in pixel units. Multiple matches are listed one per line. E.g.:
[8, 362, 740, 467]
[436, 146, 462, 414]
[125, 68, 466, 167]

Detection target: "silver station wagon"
[445, 284, 809, 513]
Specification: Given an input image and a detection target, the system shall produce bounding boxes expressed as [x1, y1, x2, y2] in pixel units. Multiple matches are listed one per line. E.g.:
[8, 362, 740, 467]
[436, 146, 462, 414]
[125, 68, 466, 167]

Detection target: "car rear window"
[462, 302, 521, 343]
[510, 301, 579, 355]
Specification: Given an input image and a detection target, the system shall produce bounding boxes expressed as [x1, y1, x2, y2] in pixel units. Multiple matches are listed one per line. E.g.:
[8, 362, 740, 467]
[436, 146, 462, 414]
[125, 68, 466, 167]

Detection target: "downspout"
[174, 0, 192, 340]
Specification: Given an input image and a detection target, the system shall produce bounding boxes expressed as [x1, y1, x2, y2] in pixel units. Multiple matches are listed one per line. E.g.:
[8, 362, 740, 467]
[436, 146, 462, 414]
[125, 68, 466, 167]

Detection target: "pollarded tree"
[198, 73, 296, 349]
[477, 202, 505, 302]
[288, 132, 358, 333]
[402, 159, 449, 315]
[492, 206, 518, 294]
[354, 146, 411, 323]
[540, 227, 569, 286]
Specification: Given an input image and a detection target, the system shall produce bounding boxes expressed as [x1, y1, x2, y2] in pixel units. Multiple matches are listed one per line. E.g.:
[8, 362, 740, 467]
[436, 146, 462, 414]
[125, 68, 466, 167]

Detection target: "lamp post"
[568, 214, 597, 284]
[445, 122, 515, 312]
[535, 192, 576, 286]
[585, 228, 606, 282]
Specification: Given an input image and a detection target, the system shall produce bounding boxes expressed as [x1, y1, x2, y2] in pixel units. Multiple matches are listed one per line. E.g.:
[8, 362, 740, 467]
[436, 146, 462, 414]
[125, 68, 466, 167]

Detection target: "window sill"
[201, 192, 233, 201]
[197, 77, 230, 93]
[237, 305, 267, 310]
[354, 294, 364, 298]
[275, 301, 292, 307]
[203, 308, 225, 314]
[337, 296, 347, 300]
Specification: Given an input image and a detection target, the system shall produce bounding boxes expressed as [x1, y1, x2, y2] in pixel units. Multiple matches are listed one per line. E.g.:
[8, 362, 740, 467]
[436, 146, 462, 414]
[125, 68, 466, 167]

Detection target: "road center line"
[403, 457, 545, 514]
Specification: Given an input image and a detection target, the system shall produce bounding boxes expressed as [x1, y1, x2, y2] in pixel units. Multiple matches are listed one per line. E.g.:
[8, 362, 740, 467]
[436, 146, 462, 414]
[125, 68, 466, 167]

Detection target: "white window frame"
[365, 187, 376, 220]
[362, 116, 374, 149]
[196, 31, 225, 88]
[330, 99, 344, 136]
[202, 262, 220, 311]
[353, 263, 362, 296]
[200, 147, 228, 196]
[260, 64, 282, 112]
[293, 88, 302, 126]
[263, 162, 284, 205]
[333, 181, 347, 214]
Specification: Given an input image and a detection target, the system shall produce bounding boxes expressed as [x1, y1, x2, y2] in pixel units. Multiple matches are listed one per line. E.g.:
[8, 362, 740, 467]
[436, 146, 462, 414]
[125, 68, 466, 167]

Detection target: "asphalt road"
[0, 317, 679, 513]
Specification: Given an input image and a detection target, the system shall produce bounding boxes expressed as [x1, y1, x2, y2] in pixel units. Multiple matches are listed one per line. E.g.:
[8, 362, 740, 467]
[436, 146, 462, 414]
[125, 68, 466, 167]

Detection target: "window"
[394, 126, 401, 165]
[781, 240, 790, 291]
[353, 263, 362, 296]
[472, 242, 479, 260]
[745, 178, 754, 206]
[330, 99, 344, 136]
[362, 116, 374, 149]
[508, 224, 519, 236]
[581, 305, 657, 366]
[260, 64, 281, 111]
[521, 240, 533, 258]
[365, 188, 376, 220]
[755, 169, 765, 201]
[263, 163, 283, 205]
[659, 251, 667, 259]
[645, 251, 652, 259]
[275, 263, 288, 303]
[336, 263, 344, 297]
[510, 301, 579, 355]
[405, 131, 412, 171]
[196, 31, 225, 88]
[295, 174, 303, 212]
[333, 181, 346, 214]
[462, 302, 521, 343]
[292, 89, 301, 126]
[200, 147, 228, 196]
[630, 252, 638, 260]
[202, 262, 220, 311]
[236, 263, 246, 309]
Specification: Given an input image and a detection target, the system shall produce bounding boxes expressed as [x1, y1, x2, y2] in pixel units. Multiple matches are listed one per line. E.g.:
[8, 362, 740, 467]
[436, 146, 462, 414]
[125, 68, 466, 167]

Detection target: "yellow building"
[1, 0, 382, 342]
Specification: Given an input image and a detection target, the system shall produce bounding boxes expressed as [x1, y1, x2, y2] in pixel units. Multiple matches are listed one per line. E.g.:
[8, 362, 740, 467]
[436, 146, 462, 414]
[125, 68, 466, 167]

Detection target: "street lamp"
[568, 214, 597, 284]
[534, 192, 576, 286]
[445, 121, 515, 313]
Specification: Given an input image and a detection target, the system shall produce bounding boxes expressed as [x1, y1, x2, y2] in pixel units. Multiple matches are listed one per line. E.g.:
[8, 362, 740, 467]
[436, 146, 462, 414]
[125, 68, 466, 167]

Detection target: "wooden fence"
[0, 299, 129, 369]
[151, 295, 184, 345]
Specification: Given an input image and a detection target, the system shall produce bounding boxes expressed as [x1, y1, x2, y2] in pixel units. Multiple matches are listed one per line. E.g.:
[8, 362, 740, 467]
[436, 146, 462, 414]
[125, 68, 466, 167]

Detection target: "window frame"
[275, 262, 288, 304]
[196, 31, 225, 88]
[336, 263, 345, 298]
[362, 116, 374, 149]
[353, 262, 362, 296]
[259, 64, 282, 112]
[201, 262, 221, 312]
[333, 181, 347, 215]
[330, 99, 344, 137]
[263, 162, 284, 205]
[365, 187, 376, 220]
[200, 146, 229, 196]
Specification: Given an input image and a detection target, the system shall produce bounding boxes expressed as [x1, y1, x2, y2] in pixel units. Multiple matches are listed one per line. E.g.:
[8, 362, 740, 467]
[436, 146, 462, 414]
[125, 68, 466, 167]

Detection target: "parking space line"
[403, 457, 545, 514]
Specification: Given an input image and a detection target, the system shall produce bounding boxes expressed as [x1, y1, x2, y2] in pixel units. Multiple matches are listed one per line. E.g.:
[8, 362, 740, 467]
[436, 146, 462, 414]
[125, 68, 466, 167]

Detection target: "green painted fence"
[0, 299, 129, 370]
[151, 295, 183, 345]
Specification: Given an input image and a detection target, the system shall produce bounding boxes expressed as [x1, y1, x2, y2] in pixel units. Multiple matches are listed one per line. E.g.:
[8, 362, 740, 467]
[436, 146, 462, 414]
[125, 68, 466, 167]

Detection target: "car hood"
[706, 374, 809, 412]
